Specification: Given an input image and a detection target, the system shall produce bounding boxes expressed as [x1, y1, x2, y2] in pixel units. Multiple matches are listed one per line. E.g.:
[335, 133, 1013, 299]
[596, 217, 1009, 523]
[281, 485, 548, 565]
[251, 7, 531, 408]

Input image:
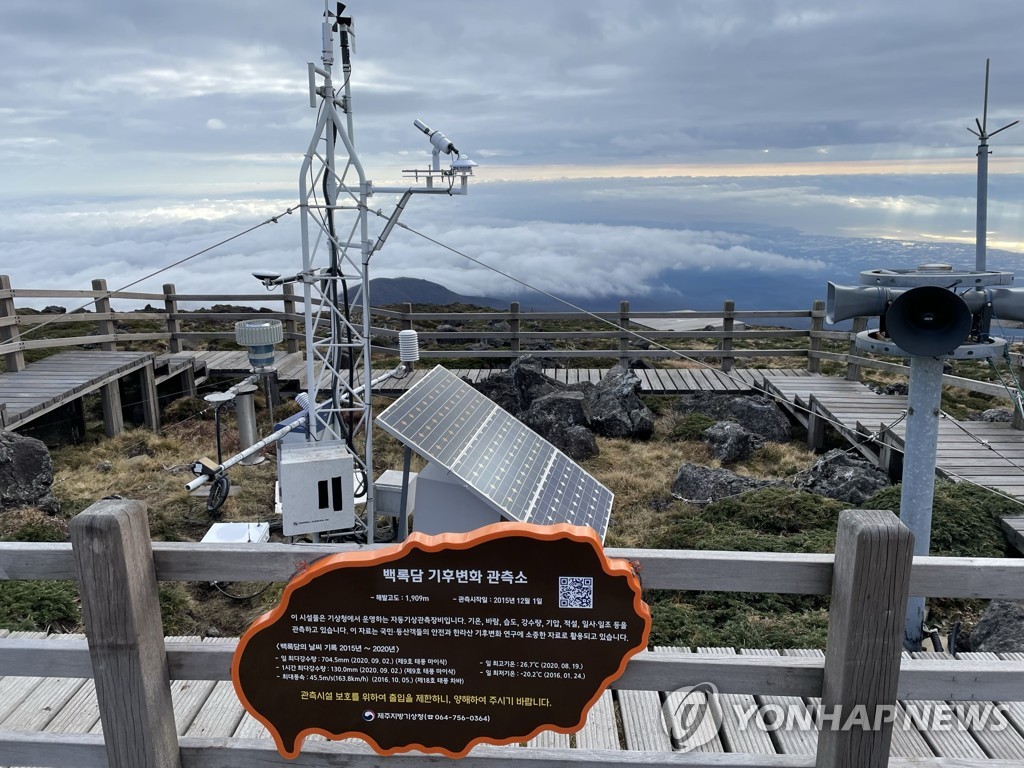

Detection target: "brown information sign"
[232, 522, 650, 758]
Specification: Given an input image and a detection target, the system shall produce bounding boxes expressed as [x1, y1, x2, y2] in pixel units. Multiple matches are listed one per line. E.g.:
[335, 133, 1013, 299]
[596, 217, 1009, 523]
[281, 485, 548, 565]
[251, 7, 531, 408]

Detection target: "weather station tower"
[187, 2, 477, 545]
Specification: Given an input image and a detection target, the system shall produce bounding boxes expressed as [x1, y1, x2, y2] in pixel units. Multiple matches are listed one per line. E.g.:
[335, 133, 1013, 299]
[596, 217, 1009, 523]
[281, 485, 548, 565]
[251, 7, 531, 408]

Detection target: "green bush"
[1, 518, 67, 542]
[672, 412, 717, 440]
[864, 481, 1010, 558]
[0, 582, 80, 632]
[646, 591, 829, 649]
[701, 487, 847, 535]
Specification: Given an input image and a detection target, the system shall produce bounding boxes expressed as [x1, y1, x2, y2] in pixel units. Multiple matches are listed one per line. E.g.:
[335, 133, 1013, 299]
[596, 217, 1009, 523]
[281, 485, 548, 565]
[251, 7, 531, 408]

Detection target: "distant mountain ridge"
[368, 277, 504, 308]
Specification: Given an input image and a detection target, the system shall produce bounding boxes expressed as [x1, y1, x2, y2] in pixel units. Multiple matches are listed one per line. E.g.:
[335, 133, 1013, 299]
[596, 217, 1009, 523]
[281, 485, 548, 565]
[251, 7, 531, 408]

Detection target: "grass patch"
[0, 582, 80, 632]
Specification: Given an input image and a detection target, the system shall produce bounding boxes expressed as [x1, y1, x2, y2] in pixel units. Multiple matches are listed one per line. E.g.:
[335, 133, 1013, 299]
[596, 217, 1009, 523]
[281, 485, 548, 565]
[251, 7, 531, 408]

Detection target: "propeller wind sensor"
[966, 59, 1018, 272]
[966, 59, 1018, 141]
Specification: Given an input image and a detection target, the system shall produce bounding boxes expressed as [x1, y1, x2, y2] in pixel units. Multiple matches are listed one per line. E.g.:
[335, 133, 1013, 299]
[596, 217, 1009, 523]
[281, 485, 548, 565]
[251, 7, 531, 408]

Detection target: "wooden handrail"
[3, 542, 1024, 598]
[3, 275, 1022, 404]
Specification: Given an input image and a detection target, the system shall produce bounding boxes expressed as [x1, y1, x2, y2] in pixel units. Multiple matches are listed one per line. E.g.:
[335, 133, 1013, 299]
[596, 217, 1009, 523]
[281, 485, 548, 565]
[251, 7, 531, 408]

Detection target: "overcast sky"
[3, 0, 1024, 306]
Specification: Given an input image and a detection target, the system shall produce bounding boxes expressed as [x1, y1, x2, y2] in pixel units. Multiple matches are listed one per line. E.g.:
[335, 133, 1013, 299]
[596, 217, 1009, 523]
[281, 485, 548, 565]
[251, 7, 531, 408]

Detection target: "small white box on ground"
[201, 522, 271, 544]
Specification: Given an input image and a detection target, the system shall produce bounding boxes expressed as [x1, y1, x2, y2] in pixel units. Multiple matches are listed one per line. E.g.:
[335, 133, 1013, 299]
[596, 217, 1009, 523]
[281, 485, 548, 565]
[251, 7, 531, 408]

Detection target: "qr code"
[558, 576, 594, 609]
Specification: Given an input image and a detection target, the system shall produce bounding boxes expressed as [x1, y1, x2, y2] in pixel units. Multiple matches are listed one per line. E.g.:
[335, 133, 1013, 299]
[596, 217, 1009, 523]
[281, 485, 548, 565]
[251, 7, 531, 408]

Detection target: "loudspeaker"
[885, 286, 971, 356]
[826, 283, 898, 323]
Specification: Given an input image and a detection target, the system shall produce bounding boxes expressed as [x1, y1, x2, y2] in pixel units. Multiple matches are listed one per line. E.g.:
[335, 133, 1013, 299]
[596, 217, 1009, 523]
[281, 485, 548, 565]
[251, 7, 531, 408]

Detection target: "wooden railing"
[2, 499, 1024, 766]
[2, 275, 1022, 401]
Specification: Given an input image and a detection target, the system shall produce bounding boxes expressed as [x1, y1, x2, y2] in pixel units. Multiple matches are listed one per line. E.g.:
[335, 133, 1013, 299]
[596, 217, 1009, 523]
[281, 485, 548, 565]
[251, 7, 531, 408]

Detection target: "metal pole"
[235, 383, 264, 465]
[977, 136, 989, 272]
[398, 446, 413, 542]
[899, 355, 942, 650]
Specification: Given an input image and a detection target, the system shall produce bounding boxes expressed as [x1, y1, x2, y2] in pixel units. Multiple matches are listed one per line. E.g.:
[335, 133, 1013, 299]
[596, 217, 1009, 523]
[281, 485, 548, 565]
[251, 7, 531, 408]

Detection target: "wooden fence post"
[70, 498, 181, 768]
[510, 301, 521, 357]
[91, 279, 117, 352]
[92, 278, 126, 433]
[162, 283, 181, 354]
[815, 509, 913, 768]
[808, 299, 825, 374]
[282, 283, 299, 354]
[845, 317, 868, 382]
[401, 302, 413, 332]
[619, 300, 630, 366]
[721, 300, 735, 372]
[0, 274, 26, 373]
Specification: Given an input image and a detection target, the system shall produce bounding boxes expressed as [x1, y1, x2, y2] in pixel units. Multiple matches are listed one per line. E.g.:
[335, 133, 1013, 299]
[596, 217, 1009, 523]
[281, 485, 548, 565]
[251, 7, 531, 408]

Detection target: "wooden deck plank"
[740, 648, 817, 754]
[904, 652, 987, 758]
[0, 677, 87, 733]
[574, 690, 621, 750]
[615, 688, 673, 752]
[701, 647, 776, 755]
[0, 351, 155, 430]
[41, 679, 100, 736]
[233, 711, 271, 739]
[0, 677, 44, 725]
[956, 652, 1024, 759]
[632, 368, 656, 392]
[169, 678, 218, 735]
[185, 681, 245, 738]
[524, 727, 571, 748]
[654, 646, 725, 753]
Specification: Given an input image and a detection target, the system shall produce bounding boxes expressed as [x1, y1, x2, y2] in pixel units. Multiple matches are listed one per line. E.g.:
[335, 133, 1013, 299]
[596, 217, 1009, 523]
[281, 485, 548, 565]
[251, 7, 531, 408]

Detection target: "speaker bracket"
[854, 330, 1005, 361]
[859, 267, 1014, 289]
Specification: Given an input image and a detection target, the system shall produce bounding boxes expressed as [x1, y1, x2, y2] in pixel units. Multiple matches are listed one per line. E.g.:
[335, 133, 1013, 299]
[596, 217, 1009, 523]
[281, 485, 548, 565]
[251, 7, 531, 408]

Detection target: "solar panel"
[376, 365, 614, 540]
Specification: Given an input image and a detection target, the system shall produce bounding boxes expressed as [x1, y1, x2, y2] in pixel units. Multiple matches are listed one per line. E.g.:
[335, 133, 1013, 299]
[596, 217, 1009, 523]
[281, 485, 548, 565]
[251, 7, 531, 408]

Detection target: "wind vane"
[967, 59, 1018, 271]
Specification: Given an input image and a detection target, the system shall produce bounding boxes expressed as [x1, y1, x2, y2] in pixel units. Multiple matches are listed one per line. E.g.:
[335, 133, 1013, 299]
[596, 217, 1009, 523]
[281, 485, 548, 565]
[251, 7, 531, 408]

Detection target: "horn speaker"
[885, 286, 971, 357]
[826, 283, 897, 324]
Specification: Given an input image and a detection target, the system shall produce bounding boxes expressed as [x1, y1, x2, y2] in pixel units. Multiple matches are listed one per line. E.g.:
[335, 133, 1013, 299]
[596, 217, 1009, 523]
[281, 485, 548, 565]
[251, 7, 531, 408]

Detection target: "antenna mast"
[967, 59, 1018, 271]
[291, 2, 475, 544]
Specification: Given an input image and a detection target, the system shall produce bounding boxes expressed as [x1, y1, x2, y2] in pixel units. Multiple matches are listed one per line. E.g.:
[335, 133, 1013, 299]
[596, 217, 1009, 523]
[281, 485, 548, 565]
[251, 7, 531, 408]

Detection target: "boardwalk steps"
[762, 375, 1024, 554]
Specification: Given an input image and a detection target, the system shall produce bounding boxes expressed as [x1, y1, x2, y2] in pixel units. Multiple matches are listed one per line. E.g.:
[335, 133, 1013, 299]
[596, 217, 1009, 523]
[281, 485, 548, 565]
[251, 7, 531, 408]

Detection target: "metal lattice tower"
[295, 3, 475, 543]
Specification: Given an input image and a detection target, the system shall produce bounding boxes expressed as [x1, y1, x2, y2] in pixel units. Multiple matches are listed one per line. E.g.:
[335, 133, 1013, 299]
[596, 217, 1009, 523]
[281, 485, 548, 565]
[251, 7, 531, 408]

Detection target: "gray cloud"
[4, 0, 1023, 195]
[3, 0, 1024, 310]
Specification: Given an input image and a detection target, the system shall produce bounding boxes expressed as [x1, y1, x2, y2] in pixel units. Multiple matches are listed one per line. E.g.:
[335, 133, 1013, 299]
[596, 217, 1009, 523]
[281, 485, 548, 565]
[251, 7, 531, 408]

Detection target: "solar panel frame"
[376, 365, 613, 540]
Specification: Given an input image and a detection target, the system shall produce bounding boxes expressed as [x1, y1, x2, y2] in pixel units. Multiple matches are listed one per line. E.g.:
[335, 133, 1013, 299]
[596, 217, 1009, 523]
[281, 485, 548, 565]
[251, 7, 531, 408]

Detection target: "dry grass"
[738, 441, 819, 480]
[589, 433, 707, 549]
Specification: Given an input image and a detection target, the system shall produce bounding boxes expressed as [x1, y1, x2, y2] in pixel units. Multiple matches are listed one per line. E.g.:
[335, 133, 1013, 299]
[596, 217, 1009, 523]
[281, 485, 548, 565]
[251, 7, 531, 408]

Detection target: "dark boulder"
[675, 392, 790, 442]
[583, 364, 654, 439]
[970, 600, 1024, 653]
[542, 423, 599, 462]
[703, 421, 765, 464]
[671, 463, 769, 505]
[521, 391, 590, 433]
[793, 449, 891, 505]
[520, 391, 598, 461]
[0, 431, 58, 512]
[508, 357, 560, 409]
[965, 408, 1013, 423]
[472, 371, 522, 414]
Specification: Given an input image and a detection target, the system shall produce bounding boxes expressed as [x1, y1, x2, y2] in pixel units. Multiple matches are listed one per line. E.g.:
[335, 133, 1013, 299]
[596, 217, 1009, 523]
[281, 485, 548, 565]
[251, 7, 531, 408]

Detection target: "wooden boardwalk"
[762, 374, 1024, 553]
[189, 352, 811, 394]
[0, 351, 156, 432]
[375, 365, 810, 395]
[3, 631, 1023, 761]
